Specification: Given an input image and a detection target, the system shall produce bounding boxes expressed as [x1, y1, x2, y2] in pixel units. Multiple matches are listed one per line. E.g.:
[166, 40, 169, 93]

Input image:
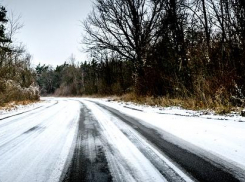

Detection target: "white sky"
[1, 0, 93, 66]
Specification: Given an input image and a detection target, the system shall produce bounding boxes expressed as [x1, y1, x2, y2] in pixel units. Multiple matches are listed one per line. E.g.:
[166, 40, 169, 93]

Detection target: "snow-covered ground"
[0, 97, 244, 182]
[81, 100, 192, 182]
[82, 100, 167, 182]
[0, 98, 56, 120]
[0, 99, 80, 182]
[82, 98, 245, 170]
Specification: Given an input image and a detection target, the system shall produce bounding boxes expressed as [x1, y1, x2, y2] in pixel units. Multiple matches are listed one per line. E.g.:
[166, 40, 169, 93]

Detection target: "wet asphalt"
[62, 103, 112, 182]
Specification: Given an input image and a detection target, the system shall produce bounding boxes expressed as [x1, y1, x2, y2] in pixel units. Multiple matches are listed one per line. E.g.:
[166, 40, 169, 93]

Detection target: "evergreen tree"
[0, 6, 9, 44]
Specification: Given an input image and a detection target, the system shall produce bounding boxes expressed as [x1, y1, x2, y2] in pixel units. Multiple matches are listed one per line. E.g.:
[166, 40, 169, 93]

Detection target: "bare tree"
[83, 0, 165, 94]
[6, 12, 23, 43]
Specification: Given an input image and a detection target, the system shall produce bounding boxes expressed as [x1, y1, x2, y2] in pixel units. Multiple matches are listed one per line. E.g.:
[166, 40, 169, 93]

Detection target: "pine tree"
[0, 6, 9, 43]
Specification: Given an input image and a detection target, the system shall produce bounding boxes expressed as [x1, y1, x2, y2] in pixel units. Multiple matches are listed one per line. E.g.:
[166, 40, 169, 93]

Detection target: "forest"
[36, 0, 245, 111]
[1, 0, 245, 111]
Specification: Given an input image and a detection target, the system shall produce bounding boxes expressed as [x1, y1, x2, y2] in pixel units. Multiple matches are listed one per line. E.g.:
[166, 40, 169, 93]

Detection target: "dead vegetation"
[116, 92, 243, 115]
[0, 100, 40, 111]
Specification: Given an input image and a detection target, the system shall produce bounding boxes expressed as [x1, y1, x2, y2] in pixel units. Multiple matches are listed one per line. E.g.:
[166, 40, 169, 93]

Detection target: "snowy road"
[0, 98, 244, 182]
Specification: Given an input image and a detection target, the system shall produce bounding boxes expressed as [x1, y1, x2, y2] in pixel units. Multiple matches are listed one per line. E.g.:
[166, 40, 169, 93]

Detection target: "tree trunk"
[201, 0, 210, 50]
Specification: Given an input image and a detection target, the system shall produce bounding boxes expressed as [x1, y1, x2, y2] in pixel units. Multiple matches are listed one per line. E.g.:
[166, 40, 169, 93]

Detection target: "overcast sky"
[1, 0, 93, 66]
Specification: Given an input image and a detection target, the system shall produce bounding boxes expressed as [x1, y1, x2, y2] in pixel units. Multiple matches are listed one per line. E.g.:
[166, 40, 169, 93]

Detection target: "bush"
[0, 80, 40, 106]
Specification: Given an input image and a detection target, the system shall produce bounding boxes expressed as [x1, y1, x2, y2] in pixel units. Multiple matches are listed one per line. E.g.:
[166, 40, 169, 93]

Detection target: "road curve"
[0, 98, 244, 182]
[84, 100, 244, 182]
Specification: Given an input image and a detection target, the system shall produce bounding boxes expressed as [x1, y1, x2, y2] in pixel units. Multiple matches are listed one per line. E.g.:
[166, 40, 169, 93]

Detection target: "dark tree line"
[36, 56, 133, 96]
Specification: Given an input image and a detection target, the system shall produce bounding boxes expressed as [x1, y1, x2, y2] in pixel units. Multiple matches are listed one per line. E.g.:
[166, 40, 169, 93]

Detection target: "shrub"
[0, 80, 40, 106]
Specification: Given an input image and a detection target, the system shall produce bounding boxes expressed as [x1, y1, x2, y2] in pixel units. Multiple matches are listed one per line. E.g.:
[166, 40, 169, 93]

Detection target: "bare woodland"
[1, 0, 245, 110]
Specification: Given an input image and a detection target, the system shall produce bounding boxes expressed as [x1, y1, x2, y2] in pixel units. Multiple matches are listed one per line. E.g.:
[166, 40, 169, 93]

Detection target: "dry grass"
[116, 92, 239, 114]
[0, 100, 41, 111]
[119, 93, 198, 108]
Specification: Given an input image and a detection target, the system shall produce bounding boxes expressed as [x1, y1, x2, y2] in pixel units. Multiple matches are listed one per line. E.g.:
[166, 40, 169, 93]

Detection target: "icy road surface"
[0, 98, 244, 182]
